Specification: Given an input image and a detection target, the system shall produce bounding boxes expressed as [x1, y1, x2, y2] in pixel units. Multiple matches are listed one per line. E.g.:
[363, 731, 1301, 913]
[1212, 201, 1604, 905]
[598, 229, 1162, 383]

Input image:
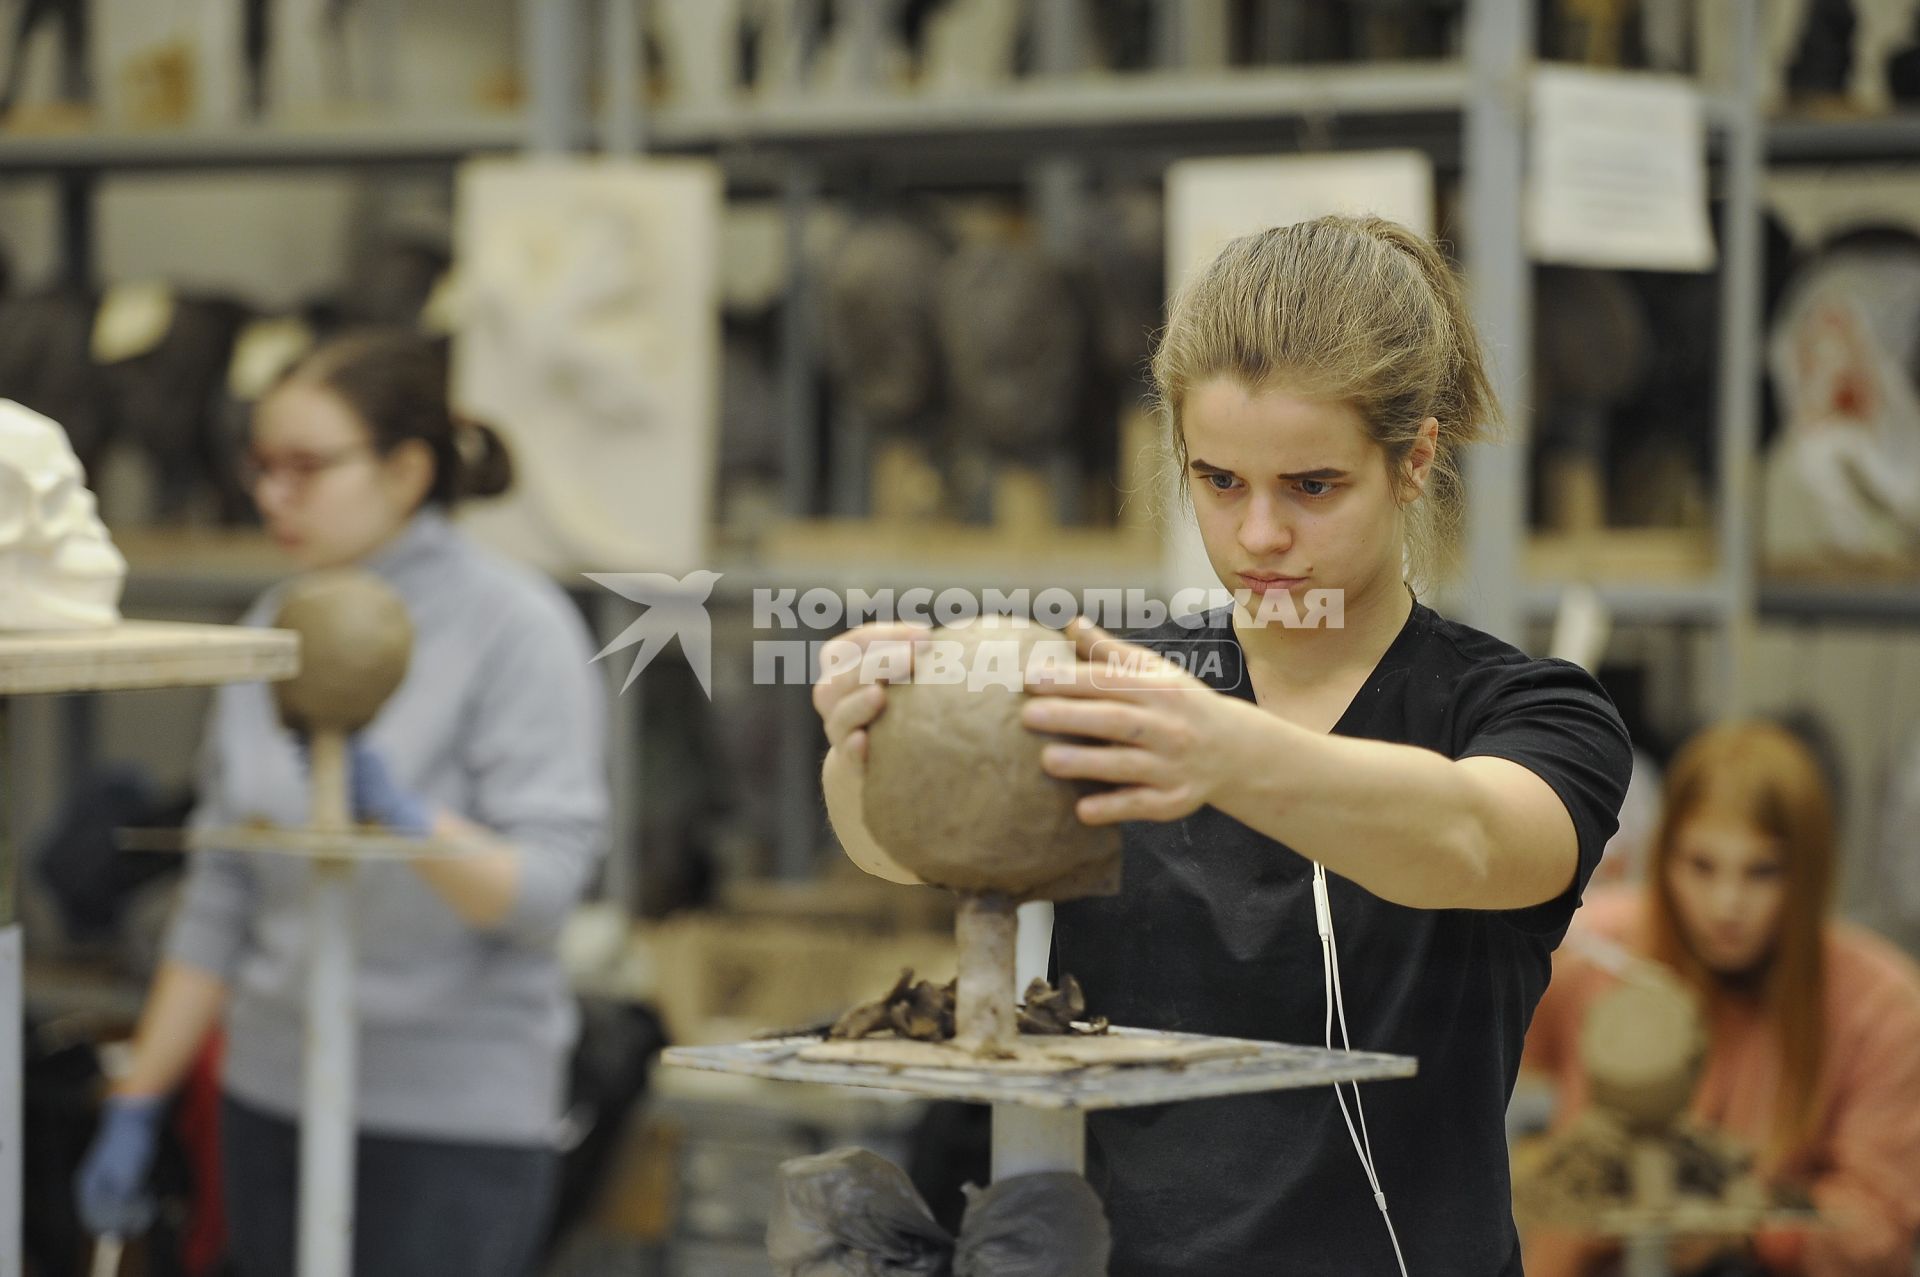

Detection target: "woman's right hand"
[74, 1093, 166, 1237]
[812, 622, 926, 769]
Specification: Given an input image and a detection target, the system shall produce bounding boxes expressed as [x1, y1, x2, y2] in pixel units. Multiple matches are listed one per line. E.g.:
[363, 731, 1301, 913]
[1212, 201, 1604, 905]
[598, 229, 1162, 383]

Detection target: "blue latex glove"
[74, 1094, 165, 1238]
[292, 736, 433, 835]
[346, 738, 433, 836]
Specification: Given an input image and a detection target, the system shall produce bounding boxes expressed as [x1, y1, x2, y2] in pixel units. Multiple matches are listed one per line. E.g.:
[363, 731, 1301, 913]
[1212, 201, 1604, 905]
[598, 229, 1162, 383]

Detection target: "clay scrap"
[828, 968, 1110, 1044]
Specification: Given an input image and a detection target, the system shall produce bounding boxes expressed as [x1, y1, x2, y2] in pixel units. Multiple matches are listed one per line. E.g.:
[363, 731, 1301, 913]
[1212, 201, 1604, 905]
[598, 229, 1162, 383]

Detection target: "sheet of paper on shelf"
[1528, 65, 1715, 273]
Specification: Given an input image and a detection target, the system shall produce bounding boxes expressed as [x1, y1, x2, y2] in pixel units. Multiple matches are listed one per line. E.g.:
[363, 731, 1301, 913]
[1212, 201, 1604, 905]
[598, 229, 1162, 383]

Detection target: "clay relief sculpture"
[451, 159, 721, 572]
[1764, 243, 1920, 567]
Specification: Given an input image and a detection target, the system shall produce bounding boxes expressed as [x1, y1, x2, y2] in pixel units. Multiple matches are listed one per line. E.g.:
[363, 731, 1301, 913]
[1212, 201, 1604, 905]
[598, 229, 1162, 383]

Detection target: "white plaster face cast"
[0, 399, 127, 630]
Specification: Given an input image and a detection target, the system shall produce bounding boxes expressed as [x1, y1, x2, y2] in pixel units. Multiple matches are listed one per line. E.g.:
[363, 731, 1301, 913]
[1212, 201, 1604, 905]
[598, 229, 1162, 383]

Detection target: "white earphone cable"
[1314, 863, 1411, 1277]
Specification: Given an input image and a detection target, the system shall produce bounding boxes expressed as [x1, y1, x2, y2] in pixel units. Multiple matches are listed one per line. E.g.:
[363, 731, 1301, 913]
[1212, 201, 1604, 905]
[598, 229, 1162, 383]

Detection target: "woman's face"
[1664, 807, 1789, 977]
[1182, 377, 1427, 616]
[247, 381, 430, 570]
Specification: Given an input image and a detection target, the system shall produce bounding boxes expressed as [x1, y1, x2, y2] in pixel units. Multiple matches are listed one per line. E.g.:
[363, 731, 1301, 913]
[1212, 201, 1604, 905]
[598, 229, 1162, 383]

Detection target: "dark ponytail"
[280, 328, 515, 508]
[450, 416, 514, 500]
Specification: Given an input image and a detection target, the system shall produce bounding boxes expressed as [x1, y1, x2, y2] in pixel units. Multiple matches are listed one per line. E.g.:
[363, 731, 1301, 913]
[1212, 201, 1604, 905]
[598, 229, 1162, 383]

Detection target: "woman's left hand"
[1020, 618, 1249, 825]
[346, 739, 434, 836]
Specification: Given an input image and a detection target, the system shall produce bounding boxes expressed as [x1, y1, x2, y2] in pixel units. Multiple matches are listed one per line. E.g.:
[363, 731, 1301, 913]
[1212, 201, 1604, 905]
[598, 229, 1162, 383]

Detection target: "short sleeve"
[1455, 658, 1632, 942]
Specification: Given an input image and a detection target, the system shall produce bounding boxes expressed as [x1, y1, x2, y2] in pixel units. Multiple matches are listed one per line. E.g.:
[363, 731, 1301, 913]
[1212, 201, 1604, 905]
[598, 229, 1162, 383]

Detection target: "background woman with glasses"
[72, 330, 611, 1277]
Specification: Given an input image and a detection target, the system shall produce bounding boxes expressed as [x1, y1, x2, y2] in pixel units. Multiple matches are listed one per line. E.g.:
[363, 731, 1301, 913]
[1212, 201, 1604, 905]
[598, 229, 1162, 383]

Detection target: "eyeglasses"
[238, 443, 374, 493]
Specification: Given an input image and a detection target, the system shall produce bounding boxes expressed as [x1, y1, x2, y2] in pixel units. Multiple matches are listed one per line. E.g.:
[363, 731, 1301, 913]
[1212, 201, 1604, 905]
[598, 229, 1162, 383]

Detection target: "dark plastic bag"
[953, 1172, 1110, 1277]
[768, 1147, 955, 1277]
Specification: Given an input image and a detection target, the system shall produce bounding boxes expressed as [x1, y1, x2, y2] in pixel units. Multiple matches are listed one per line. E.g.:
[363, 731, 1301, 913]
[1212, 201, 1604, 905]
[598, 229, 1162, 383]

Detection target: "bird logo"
[585, 570, 723, 697]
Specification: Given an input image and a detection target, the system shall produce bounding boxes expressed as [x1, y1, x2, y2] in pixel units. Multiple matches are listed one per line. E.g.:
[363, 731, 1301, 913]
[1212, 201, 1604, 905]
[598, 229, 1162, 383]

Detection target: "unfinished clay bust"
[1580, 969, 1706, 1132]
[862, 618, 1120, 899]
[270, 571, 413, 734]
[0, 399, 126, 631]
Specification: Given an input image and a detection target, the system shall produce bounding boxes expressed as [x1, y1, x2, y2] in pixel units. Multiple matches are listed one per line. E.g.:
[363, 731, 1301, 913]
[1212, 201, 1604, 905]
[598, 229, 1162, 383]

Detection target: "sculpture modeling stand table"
[667, 1029, 1417, 1178]
[174, 817, 470, 1277]
[1520, 1132, 1814, 1277]
[1535, 1205, 1815, 1277]
[0, 621, 298, 1277]
[665, 904, 1419, 1239]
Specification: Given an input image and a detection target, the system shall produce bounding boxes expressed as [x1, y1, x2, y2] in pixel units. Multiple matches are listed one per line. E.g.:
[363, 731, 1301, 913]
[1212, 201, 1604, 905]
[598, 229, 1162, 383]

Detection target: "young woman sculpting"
[813, 215, 1633, 1275]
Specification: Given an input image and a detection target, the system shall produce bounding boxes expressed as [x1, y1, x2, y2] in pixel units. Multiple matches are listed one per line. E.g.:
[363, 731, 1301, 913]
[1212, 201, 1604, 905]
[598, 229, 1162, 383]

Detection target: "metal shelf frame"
[1766, 113, 1920, 165]
[647, 61, 1470, 152]
[1, 0, 1792, 874]
[10, 0, 1911, 853]
[0, 117, 526, 173]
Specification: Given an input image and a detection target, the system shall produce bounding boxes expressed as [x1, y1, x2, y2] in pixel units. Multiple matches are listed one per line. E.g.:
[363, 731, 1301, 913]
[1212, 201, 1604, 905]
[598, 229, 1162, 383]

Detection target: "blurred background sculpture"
[1764, 233, 1920, 567]
[1516, 966, 1774, 1231]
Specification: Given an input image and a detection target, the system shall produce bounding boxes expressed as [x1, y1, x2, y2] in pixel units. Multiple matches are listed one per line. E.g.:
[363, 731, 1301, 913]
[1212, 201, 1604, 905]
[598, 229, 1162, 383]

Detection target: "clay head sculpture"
[269, 571, 413, 735]
[821, 217, 947, 434]
[1579, 968, 1707, 1133]
[862, 617, 1121, 902]
[0, 399, 127, 631]
[937, 242, 1088, 464]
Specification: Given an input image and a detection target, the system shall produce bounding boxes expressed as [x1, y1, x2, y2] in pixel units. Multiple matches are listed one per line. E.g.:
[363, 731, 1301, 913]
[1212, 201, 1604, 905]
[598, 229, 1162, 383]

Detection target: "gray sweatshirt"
[165, 510, 610, 1145]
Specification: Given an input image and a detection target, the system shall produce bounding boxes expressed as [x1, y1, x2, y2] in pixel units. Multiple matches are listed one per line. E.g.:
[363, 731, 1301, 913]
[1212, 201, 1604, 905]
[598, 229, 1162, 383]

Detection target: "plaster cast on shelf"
[450, 160, 721, 572]
[656, 0, 742, 106]
[1764, 250, 1920, 566]
[0, 399, 127, 632]
[921, 0, 1021, 92]
[808, 0, 911, 96]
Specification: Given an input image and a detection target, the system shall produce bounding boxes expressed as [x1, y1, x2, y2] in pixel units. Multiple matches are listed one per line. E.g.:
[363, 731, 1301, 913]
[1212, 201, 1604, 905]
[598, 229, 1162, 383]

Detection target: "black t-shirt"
[1054, 602, 1631, 1277]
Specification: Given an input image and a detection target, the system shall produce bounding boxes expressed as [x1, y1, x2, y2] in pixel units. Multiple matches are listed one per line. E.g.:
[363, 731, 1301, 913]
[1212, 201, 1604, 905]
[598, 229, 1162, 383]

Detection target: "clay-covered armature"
[1579, 967, 1707, 1133]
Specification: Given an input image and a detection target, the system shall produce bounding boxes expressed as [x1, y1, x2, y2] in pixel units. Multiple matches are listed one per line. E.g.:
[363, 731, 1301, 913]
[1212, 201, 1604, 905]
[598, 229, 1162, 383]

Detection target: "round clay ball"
[1580, 970, 1706, 1132]
[270, 570, 413, 735]
[862, 618, 1120, 898]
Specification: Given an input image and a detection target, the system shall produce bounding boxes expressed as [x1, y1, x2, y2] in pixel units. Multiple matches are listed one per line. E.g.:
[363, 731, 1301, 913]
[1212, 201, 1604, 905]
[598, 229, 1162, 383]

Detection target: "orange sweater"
[1522, 888, 1920, 1277]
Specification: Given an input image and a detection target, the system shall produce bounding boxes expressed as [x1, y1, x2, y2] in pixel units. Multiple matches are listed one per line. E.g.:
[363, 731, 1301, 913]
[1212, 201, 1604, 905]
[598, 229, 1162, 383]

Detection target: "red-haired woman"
[1524, 721, 1920, 1277]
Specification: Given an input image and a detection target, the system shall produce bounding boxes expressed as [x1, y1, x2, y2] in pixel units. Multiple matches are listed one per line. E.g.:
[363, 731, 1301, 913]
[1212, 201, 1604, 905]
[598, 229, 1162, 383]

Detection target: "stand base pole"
[299, 734, 355, 1277]
[990, 898, 1083, 1180]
